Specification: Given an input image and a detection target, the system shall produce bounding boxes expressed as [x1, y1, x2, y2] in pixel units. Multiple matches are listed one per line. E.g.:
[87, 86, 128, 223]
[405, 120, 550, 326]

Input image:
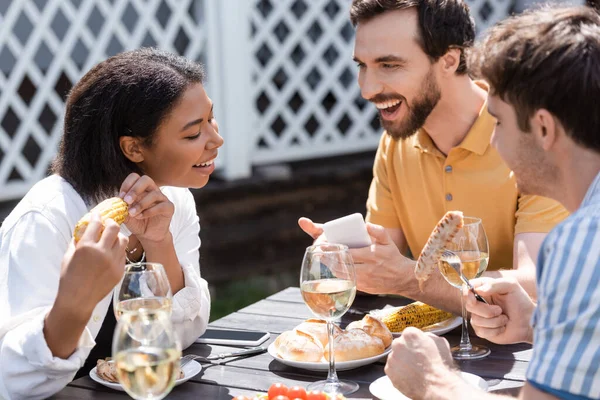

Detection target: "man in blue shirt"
[384, 5, 600, 400]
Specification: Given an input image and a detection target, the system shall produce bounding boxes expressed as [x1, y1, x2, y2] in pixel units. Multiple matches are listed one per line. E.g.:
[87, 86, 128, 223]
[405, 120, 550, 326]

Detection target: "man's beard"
[380, 69, 441, 140]
[512, 135, 558, 197]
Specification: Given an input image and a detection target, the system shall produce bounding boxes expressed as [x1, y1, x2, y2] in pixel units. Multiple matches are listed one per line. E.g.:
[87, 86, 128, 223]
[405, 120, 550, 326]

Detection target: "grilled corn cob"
[376, 302, 454, 333]
[73, 197, 129, 242]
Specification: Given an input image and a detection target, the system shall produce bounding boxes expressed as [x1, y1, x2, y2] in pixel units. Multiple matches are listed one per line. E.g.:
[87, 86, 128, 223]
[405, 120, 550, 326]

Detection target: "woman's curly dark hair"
[51, 48, 205, 204]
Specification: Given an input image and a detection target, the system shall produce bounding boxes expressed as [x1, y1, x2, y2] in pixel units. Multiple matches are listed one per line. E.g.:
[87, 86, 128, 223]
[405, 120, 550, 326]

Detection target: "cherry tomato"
[287, 386, 307, 400]
[268, 383, 289, 399]
[272, 396, 290, 400]
[306, 391, 327, 400]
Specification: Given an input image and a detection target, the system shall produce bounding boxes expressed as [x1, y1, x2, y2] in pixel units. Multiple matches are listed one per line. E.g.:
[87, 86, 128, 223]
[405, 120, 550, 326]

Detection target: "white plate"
[391, 316, 462, 338]
[89, 360, 202, 391]
[369, 372, 488, 399]
[268, 342, 391, 371]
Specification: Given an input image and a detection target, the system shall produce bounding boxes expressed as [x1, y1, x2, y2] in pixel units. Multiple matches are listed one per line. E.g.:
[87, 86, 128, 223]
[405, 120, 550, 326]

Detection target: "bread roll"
[295, 318, 342, 347]
[324, 329, 385, 362]
[345, 315, 393, 348]
[274, 330, 324, 362]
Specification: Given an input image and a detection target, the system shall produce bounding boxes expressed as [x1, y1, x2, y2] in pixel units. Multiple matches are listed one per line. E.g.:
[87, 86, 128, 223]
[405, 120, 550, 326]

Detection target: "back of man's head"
[350, 0, 475, 74]
[471, 6, 600, 153]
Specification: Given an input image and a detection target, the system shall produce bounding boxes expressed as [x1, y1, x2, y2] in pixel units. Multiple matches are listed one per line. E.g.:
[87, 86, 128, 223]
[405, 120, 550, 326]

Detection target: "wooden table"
[51, 288, 531, 399]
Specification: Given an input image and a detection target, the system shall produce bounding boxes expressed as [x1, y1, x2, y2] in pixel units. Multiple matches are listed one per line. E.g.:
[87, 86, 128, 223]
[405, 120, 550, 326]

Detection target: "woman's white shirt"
[0, 175, 210, 399]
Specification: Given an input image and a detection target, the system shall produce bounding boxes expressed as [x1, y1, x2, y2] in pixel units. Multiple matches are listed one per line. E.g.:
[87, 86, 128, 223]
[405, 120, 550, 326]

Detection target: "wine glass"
[300, 243, 358, 395]
[112, 308, 181, 400]
[113, 262, 173, 320]
[438, 216, 490, 360]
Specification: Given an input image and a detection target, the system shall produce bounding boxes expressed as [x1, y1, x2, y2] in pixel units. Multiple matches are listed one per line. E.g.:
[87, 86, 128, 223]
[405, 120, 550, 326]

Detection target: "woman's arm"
[165, 188, 211, 349]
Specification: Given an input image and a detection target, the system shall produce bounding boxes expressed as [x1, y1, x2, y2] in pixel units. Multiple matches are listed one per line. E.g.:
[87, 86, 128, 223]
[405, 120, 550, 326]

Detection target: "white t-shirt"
[0, 175, 210, 399]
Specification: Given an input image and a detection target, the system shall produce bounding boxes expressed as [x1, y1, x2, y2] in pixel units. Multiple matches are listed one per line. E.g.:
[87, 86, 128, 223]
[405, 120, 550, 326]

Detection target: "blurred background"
[0, 0, 589, 320]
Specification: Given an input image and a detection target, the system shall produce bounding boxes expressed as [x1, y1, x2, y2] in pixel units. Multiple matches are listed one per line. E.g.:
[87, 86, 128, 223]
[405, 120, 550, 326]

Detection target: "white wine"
[301, 279, 356, 320]
[116, 297, 172, 319]
[439, 251, 489, 289]
[115, 346, 180, 400]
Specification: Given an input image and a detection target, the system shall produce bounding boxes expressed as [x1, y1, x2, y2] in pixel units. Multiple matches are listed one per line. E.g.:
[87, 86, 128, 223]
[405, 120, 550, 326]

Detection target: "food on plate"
[273, 316, 391, 362]
[73, 197, 129, 242]
[345, 314, 393, 347]
[95, 358, 183, 383]
[234, 383, 347, 400]
[414, 211, 464, 290]
[294, 318, 342, 347]
[273, 329, 324, 362]
[96, 358, 119, 383]
[324, 328, 385, 362]
[372, 302, 454, 333]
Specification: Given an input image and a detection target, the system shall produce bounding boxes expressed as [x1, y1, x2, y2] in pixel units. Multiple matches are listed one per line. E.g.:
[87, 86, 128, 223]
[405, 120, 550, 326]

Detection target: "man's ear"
[440, 48, 461, 75]
[119, 136, 144, 163]
[530, 109, 558, 151]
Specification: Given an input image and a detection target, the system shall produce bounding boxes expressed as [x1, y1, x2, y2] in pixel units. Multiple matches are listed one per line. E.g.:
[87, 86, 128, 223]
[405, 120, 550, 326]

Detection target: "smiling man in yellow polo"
[299, 0, 567, 314]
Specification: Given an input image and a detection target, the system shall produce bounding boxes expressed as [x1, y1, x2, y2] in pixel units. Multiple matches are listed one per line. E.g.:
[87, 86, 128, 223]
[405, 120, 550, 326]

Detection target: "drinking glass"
[112, 308, 181, 400]
[300, 243, 358, 395]
[113, 262, 173, 320]
[438, 217, 490, 360]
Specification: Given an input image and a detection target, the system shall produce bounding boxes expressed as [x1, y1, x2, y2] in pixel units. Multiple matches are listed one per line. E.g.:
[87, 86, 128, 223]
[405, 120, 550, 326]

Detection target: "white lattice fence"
[0, 0, 518, 201]
[247, 0, 515, 167]
[0, 0, 208, 201]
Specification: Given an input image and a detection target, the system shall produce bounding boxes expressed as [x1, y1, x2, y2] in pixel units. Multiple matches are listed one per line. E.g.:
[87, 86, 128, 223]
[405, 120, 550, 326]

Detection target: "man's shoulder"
[542, 212, 599, 252]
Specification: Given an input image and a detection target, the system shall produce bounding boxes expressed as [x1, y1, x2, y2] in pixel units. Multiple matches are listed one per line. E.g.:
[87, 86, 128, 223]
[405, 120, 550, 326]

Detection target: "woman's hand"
[119, 173, 175, 243]
[57, 213, 129, 311]
[45, 214, 128, 358]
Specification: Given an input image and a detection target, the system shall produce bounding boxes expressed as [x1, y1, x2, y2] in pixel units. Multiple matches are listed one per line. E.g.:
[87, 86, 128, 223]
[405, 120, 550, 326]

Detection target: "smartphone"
[323, 213, 372, 248]
[195, 328, 270, 346]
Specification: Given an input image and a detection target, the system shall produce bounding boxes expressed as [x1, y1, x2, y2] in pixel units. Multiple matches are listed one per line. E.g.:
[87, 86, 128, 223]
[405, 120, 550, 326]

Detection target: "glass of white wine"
[438, 216, 490, 360]
[113, 262, 173, 319]
[300, 243, 358, 395]
[112, 308, 181, 400]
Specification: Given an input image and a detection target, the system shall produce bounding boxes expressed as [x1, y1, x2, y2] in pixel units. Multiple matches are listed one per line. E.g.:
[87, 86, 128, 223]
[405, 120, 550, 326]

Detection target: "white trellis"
[0, 0, 522, 201]
[0, 0, 209, 201]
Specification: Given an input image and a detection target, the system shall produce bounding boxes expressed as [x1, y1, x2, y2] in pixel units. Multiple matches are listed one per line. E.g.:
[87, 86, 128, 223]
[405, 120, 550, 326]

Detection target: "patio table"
[50, 287, 530, 399]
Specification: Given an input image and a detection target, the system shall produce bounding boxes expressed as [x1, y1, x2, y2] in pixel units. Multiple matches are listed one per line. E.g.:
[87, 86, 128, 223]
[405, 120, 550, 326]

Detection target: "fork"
[180, 346, 267, 368]
[441, 250, 489, 305]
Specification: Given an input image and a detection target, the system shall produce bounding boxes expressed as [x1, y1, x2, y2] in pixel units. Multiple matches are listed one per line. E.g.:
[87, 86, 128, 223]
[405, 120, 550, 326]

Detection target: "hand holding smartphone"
[322, 213, 372, 249]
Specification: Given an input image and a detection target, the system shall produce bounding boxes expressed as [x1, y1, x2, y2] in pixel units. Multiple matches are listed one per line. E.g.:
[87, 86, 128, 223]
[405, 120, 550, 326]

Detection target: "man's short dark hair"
[471, 6, 600, 152]
[350, 0, 475, 74]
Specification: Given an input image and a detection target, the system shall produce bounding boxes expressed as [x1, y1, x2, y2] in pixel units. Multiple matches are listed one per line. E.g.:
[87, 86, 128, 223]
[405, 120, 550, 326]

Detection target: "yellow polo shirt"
[366, 100, 568, 271]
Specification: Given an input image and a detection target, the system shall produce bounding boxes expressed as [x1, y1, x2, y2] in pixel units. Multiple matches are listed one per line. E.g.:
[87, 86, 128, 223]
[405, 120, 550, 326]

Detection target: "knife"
[205, 345, 267, 360]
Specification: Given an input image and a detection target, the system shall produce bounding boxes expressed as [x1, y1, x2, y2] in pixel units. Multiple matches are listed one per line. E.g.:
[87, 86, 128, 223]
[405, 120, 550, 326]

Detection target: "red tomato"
[272, 396, 290, 400]
[305, 391, 327, 400]
[268, 383, 289, 399]
[287, 386, 307, 400]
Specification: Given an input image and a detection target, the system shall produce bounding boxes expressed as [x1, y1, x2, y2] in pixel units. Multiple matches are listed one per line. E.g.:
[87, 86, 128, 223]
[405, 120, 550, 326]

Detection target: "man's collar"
[413, 81, 495, 157]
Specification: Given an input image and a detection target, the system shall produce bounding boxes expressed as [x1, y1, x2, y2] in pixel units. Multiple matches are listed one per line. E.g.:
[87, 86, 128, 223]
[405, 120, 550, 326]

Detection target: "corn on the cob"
[73, 197, 129, 242]
[375, 302, 454, 333]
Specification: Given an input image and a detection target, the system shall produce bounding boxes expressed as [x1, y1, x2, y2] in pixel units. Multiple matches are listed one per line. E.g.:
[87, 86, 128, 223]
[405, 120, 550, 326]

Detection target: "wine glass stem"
[459, 285, 473, 351]
[326, 320, 339, 384]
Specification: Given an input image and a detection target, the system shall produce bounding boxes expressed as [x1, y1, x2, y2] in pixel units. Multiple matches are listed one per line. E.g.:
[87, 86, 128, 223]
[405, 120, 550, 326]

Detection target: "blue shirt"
[527, 171, 600, 399]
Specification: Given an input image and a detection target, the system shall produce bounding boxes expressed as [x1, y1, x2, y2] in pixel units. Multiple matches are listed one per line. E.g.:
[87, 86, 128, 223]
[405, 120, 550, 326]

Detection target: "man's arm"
[484, 232, 545, 300]
[386, 227, 409, 255]
[350, 225, 465, 313]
